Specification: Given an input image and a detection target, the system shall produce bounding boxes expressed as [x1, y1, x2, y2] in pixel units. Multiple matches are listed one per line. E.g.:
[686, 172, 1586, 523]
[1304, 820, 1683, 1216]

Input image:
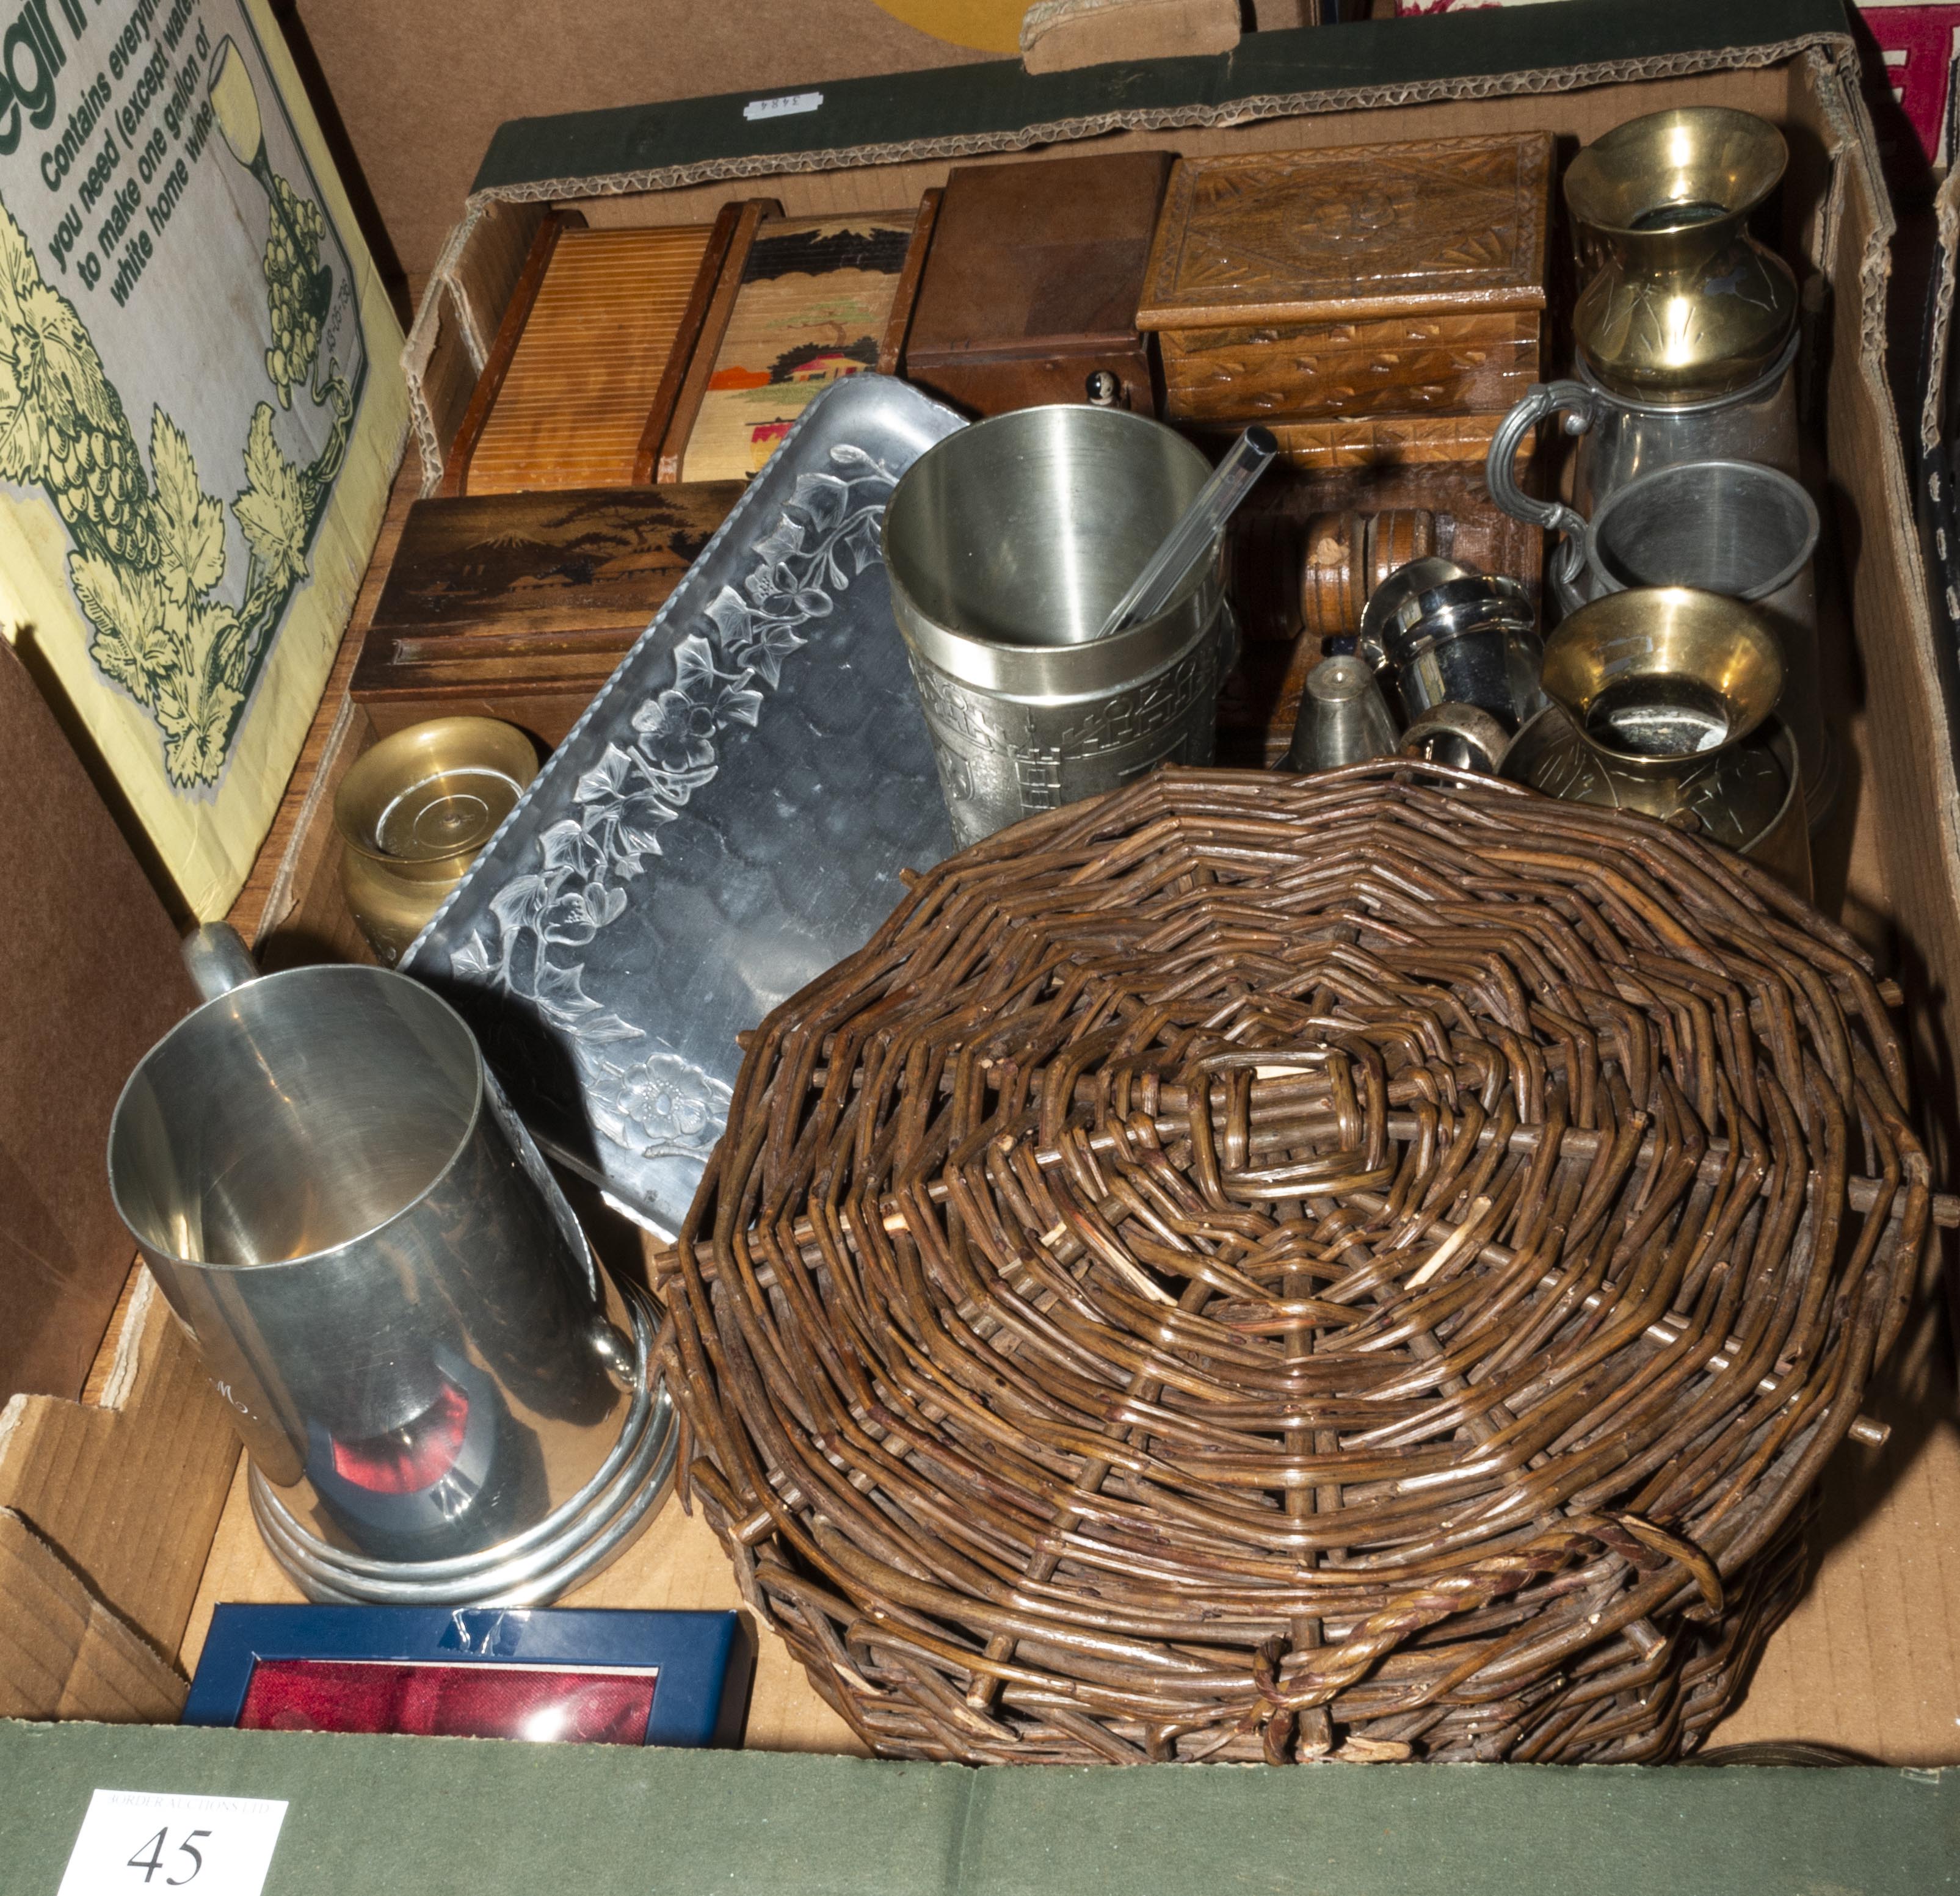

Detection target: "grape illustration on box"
[0, 35, 350, 787]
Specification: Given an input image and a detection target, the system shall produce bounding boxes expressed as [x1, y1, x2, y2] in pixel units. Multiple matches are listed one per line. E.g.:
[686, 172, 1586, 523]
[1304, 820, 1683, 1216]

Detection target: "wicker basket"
[658, 765, 1931, 1764]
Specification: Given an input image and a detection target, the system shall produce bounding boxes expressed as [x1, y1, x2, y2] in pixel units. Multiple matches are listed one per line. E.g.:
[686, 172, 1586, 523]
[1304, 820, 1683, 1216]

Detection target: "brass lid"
[334, 717, 539, 886]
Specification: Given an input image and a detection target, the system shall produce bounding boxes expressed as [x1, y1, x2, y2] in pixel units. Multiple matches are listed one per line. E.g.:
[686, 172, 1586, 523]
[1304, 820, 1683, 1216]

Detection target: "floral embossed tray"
[402, 375, 964, 1235]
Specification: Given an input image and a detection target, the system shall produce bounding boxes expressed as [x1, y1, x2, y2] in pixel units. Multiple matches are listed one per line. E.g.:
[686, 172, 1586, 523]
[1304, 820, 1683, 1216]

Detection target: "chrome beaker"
[107, 925, 674, 1604]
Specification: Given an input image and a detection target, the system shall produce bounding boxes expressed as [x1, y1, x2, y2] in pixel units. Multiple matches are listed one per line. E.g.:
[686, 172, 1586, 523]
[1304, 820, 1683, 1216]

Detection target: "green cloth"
[1, 1721, 1953, 1894]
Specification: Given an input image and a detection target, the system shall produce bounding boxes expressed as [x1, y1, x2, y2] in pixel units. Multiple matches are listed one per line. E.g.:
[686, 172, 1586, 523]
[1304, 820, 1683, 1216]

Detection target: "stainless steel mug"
[107, 925, 675, 1605]
[883, 405, 1231, 846]
[1377, 572, 1544, 730]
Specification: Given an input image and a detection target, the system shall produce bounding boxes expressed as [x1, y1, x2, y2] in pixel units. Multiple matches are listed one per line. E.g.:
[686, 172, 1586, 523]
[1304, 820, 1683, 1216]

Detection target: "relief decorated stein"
[884, 405, 1232, 848]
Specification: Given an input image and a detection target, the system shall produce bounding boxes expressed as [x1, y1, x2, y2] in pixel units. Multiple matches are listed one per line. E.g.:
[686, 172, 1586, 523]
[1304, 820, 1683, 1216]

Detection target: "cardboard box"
[5, 0, 1960, 1880]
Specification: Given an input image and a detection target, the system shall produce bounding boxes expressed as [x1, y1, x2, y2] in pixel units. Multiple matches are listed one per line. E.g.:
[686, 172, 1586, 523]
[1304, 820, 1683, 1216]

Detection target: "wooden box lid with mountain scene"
[675, 209, 926, 483]
[350, 482, 741, 741]
[1138, 135, 1552, 430]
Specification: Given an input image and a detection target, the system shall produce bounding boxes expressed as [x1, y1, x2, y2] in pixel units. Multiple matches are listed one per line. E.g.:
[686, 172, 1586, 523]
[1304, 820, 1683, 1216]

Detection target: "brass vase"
[1502, 588, 1810, 899]
[1564, 106, 1799, 403]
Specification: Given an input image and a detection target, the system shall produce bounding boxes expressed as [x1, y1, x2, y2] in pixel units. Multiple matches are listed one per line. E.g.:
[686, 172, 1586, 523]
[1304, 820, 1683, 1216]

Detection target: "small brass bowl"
[1539, 586, 1784, 770]
[335, 717, 539, 964]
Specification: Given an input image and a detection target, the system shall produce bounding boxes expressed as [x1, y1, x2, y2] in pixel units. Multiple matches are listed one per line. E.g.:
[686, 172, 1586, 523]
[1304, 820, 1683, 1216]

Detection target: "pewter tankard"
[1485, 332, 1800, 538]
[107, 925, 673, 1604]
[1486, 104, 1803, 535]
[884, 405, 1230, 846]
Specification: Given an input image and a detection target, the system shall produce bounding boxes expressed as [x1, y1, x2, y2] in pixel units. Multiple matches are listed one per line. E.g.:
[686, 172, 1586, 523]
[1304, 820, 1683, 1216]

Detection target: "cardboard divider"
[0, 1513, 185, 1723]
[0, 1278, 238, 1722]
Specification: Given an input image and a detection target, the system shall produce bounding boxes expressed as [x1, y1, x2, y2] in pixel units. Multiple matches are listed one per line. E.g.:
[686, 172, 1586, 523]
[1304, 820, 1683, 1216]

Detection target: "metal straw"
[1094, 425, 1277, 642]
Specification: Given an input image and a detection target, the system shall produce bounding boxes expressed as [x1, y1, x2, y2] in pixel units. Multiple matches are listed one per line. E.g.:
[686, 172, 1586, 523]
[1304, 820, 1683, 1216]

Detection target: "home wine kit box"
[0, 0, 403, 917]
[3, 2, 1960, 1890]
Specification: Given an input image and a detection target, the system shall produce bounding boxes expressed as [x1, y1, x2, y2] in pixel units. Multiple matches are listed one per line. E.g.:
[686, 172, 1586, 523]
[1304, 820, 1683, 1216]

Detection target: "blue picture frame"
[184, 1605, 753, 1749]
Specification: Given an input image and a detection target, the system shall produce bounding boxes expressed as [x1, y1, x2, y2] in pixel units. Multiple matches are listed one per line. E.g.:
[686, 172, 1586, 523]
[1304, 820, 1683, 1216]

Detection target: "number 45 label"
[57, 1791, 288, 1896]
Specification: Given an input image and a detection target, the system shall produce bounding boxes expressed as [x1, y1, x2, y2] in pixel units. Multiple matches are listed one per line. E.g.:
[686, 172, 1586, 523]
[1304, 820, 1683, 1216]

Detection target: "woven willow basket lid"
[660, 765, 1931, 1765]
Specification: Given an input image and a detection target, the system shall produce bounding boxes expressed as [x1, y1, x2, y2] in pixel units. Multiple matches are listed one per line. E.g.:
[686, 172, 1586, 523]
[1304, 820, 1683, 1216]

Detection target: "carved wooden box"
[1138, 136, 1552, 453]
[902, 151, 1174, 417]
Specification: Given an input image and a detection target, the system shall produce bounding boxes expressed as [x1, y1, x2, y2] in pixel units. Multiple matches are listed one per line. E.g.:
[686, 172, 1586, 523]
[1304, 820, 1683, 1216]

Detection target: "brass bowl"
[1504, 705, 1809, 898]
[1564, 106, 1798, 401]
[1539, 586, 1784, 770]
[335, 717, 539, 964]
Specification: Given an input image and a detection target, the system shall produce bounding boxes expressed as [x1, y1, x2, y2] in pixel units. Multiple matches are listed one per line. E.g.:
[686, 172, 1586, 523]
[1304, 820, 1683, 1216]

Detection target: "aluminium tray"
[403, 375, 964, 1236]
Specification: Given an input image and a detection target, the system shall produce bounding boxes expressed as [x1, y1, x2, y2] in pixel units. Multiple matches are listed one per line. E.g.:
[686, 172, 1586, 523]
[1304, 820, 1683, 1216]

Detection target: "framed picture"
[183, 1605, 753, 1748]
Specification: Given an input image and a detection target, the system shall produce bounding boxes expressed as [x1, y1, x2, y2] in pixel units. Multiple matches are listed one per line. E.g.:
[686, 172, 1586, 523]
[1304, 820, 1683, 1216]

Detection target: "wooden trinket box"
[1138, 135, 1552, 461]
[351, 483, 741, 742]
[901, 151, 1174, 416]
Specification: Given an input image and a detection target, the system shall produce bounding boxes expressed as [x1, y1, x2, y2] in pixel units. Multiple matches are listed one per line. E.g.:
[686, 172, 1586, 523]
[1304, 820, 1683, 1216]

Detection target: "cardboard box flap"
[468, 0, 1845, 201]
[0, 1723, 1955, 1892]
[0, 1512, 184, 1724]
[0, 642, 199, 1403]
[0, 1276, 237, 1673]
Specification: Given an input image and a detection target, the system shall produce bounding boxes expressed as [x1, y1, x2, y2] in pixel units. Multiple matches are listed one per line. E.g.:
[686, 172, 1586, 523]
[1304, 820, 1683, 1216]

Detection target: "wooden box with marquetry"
[1137, 134, 1552, 465]
[899, 151, 1174, 416]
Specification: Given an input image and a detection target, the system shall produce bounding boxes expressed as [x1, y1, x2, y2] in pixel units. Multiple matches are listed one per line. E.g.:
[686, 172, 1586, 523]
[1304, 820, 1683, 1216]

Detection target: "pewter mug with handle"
[107, 924, 673, 1604]
[1484, 333, 1800, 551]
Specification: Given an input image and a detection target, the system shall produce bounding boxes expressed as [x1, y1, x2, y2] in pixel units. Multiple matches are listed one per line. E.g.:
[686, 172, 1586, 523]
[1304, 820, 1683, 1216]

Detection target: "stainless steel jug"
[107, 925, 674, 1604]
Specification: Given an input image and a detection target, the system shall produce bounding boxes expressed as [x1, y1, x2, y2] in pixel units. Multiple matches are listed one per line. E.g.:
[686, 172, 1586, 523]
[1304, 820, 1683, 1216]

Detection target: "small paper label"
[742, 90, 822, 121]
[57, 1790, 288, 1896]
